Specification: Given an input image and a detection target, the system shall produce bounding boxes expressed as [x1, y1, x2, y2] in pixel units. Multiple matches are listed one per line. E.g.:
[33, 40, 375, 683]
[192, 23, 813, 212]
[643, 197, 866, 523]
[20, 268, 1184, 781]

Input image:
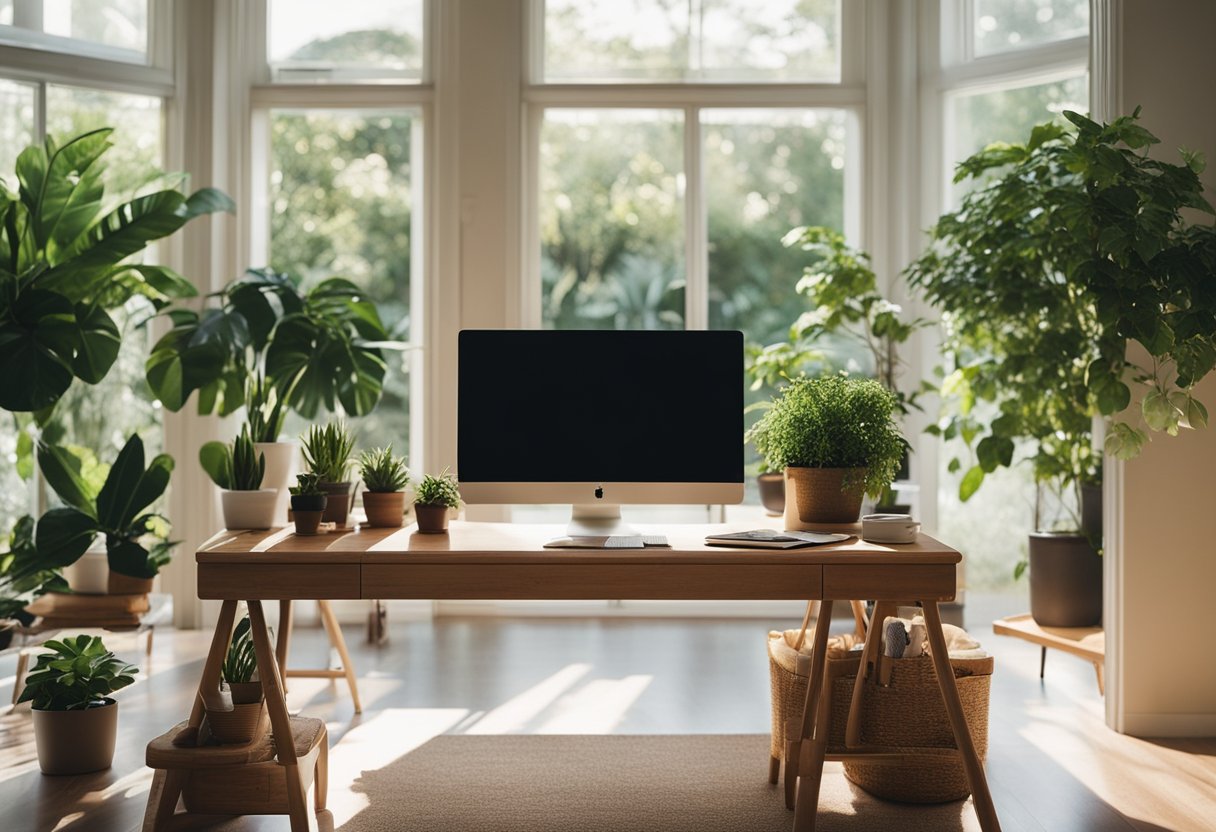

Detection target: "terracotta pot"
[107, 572, 154, 596]
[757, 472, 785, 516]
[783, 466, 867, 528]
[320, 481, 355, 526]
[206, 700, 263, 744]
[1029, 532, 1102, 627]
[33, 699, 118, 775]
[221, 489, 279, 530]
[364, 491, 406, 527]
[292, 511, 324, 536]
[227, 680, 264, 705]
[254, 441, 295, 524]
[414, 503, 450, 534]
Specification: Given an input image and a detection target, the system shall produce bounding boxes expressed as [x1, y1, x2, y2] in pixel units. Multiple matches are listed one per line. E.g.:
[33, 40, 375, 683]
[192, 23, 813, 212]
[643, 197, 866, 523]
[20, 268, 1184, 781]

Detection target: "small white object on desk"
[861, 513, 920, 544]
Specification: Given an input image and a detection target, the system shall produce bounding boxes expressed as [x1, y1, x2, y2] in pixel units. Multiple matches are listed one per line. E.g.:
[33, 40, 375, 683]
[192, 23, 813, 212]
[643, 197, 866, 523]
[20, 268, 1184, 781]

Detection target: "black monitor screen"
[458, 330, 743, 484]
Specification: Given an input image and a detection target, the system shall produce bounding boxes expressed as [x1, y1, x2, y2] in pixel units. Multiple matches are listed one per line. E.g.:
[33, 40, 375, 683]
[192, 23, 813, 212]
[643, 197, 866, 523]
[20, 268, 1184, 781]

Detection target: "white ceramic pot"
[221, 489, 280, 530]
[253, 441, 295, 525]
[63, 538, 108, 594]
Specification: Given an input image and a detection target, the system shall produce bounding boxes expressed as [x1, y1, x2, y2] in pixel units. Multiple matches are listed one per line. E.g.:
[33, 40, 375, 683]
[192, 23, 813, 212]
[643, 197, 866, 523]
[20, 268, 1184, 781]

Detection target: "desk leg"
[791, 599, 834, 832]
[173, 600, 238, 748]
[248, 600, 315, 832]
[277, 600, 293, 690]
[923, 602, 1001, 832]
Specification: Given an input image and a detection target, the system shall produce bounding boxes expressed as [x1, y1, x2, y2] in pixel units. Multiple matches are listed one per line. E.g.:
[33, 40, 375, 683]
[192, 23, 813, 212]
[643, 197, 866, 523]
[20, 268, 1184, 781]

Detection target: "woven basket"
[768, 630, 993, 803]
[783, 467, 866, 526]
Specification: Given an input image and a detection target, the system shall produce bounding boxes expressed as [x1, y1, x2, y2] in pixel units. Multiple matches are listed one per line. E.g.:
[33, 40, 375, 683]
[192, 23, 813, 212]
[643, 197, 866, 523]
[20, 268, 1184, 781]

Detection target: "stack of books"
[25, 592, 150, 629]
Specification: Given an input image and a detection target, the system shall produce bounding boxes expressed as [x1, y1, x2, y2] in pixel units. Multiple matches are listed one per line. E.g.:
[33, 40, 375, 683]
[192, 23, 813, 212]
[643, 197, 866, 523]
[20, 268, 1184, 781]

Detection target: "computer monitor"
[458, 329, 744, 542]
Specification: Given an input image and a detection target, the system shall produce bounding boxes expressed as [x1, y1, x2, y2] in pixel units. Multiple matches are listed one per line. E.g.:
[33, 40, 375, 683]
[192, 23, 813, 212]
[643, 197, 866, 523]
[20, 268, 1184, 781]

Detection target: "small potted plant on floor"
[746, 375, 905, 527]
[18, 634, 138, 774]
[301, 422, 358, 527]
[289, 473, 328, 536]
[209, 616, 263, 744]
[413, 470, 461, 534]
[359, 446, 410, 528]
[200, 425, 277, 530]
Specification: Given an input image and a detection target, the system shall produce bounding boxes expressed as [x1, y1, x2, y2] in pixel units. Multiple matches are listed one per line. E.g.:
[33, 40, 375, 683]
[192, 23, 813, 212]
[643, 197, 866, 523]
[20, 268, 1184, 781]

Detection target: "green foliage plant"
[0, 515, 68, 620]
[289, 472, 325, 497]
[301, 422, 357, 483]
[221, 617, 257, 685]
[245, 372, 286, 444]
[907, 109, 1216, 519]
[199, 425, 266, 491]
[17, 634, 138, 710]
[0, 128, 233, 415]
[414, 470, 461, 509]
[21, 434, 176, 580]
[146, 268, 404, 420]
[745, 375, 906, 499]
[359, 445, 410, 493]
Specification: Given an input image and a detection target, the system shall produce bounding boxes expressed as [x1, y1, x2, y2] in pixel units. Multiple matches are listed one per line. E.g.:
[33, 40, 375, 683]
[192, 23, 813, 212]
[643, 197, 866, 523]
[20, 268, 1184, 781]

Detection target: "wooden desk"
[165, 521, 999, 832]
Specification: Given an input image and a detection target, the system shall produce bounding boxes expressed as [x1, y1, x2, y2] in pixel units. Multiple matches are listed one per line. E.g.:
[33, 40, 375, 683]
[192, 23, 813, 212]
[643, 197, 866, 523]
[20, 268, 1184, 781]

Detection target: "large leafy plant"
[0, 128, 233, 415]
[908, 109, 1215, 512]
[146, 267, 401, 421]
[745, 375, 906, 499]
[16, 634, 138, 710]
[21, 433, 177, 580]
[0, 515, 68, 620]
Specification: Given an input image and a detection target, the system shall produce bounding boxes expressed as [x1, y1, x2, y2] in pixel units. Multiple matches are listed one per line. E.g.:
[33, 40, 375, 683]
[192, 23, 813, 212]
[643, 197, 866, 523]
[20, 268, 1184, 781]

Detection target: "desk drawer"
[362, 563, 822, 600]
[198, 563, 361, 600]
[823, 563, 955, 601]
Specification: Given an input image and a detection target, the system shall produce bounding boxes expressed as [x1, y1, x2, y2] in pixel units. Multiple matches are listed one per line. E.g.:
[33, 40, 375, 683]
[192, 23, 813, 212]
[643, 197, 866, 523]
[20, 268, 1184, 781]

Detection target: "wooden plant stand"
[992, 613, 1105, 694]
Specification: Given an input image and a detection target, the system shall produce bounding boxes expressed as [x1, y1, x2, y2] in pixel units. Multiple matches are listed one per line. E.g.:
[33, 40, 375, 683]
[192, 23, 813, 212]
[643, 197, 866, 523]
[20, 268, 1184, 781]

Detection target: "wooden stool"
[143, 715, 328, 831]
[278, 599, 363, 713]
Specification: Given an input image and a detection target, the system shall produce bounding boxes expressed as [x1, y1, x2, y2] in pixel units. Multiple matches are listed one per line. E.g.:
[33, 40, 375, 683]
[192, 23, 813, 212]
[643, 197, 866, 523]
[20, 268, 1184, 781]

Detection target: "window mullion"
[683, 105, 707, 331]
[33, 78, 46, 141]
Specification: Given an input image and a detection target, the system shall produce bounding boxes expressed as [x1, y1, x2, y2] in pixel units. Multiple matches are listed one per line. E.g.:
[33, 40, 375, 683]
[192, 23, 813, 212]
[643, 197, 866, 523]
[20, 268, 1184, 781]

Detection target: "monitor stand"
[543, 504, 646, 549]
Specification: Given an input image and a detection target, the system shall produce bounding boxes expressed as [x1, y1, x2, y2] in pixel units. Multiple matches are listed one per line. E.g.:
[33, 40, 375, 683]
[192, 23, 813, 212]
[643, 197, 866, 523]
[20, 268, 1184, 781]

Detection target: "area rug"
[337, 734, 980, 831]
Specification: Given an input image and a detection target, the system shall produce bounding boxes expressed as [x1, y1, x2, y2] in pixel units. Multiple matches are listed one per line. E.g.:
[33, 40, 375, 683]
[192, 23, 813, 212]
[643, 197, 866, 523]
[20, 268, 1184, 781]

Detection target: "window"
[931, 0, 1090, 590]
[0, 0, 150, 62]
[267, 0, 425, 82]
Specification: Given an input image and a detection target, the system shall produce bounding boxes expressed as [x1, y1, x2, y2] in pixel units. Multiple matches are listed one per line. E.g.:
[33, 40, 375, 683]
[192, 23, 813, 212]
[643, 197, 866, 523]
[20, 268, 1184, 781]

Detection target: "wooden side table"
[992, 613, 1105, 694]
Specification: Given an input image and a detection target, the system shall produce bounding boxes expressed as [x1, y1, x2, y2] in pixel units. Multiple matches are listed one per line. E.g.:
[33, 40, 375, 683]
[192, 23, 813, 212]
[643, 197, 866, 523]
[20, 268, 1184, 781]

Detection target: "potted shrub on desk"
[18, 634, 137, 774]
[746, 375, 905, 527]
[210, 616, 263, 744]
[289, 473, 328, 536]
[302, 422, 358, 527]
[413, 471, 460, 534]
[359, 446, 410, 528]
[200, 425, 276, 530]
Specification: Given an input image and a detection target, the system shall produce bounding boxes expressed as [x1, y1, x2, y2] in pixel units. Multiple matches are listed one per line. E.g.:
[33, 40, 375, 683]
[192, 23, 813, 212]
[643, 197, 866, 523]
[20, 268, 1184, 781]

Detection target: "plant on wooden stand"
[359, 445, 410, 528]
[18, 634, 137, 774]
[301, 422, 358, 527]
[210, 616, 263, 744]
[747, 375, 905, 527]
[413, 470, 461, 534]
[200, 425, 276, 530]
[289, 473, 328, 536]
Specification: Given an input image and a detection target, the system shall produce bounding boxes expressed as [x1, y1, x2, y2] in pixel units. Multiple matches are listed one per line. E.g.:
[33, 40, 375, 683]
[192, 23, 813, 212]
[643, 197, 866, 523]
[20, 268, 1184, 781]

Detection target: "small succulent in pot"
[301, 422, 358, 526]
[211, 616, 262, 744]
[359, 445, 410, 528]
[19, 634, 137, 774]
[200, 424, 277, 529]
[413, 469, 461, 534]
[289, 473, 327, 536]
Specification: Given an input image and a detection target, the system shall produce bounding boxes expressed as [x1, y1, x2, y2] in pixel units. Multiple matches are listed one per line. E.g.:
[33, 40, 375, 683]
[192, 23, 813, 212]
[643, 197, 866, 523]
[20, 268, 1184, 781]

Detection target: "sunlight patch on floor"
[536, 674, 653, 734]
[464, 663, 592, 735]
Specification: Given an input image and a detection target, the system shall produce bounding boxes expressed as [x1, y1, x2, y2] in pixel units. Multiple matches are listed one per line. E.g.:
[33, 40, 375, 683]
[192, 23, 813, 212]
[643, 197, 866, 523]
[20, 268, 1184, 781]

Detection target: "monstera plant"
[146, 267, 400, 420]
[0, 127, 233, 416]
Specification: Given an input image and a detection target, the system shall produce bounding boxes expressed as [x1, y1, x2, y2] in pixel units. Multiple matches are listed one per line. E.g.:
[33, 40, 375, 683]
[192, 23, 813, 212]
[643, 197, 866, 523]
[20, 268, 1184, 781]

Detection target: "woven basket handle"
[794, 600, 869, 651]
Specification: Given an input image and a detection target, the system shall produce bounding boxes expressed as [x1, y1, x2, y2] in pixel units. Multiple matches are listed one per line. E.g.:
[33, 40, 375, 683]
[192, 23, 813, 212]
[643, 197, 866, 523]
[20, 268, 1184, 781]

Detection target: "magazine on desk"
[704, 529, 851, 549]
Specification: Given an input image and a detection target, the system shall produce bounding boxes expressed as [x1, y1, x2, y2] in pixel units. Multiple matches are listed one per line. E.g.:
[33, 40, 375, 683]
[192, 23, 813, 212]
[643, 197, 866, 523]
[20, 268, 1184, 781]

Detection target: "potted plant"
[289, 473, 328, 535]
[17, 634, 138, 774]
[746, 375, 905, 527]
[301, 422, 358, 527]
[413, 470, 461, 534]
[359, 445, 410, 528]
[246, 372, 294, 524]
[210, 616, 263, 744]
[200, 425, 277, 530]
[906, 109, 1216, 626]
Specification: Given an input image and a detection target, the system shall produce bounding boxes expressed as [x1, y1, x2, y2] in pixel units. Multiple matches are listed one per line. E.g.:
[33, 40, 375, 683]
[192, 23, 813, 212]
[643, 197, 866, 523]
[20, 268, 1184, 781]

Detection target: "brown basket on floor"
[768, 613, 993, 803]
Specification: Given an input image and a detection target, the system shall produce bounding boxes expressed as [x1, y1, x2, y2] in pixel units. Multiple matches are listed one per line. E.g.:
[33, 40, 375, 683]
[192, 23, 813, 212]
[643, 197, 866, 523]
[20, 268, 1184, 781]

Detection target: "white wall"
[1108, 0, 1216, 737]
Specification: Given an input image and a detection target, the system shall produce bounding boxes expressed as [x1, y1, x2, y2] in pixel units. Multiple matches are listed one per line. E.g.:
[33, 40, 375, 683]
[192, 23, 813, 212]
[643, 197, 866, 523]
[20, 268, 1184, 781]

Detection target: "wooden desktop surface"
[196, 521, 960, 603]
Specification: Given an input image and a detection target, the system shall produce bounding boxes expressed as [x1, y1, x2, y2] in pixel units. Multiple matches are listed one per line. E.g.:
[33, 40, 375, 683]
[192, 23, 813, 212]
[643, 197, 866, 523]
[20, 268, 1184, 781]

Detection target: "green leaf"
[1095, 378, 1132, 415]
[1186, 396, 1208, 430]
[1013, 560, 1028, 581]
[1141, 389, 1174, 432]
[182, 187, 236, 219]
[976, 435, 1014, 473]
[95, 434, 146, 531]
[959, 466, 985, 502]
[16, 427, 33, 480]
[15, 128, 113, 258]
[37, 443, 99, 515]
[199, 440, 232, 490]
[0, 287, 77, 411]
[71, 303, 121, 384]
[106, 538, 157, 580]
[33, 507, 99, 570]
